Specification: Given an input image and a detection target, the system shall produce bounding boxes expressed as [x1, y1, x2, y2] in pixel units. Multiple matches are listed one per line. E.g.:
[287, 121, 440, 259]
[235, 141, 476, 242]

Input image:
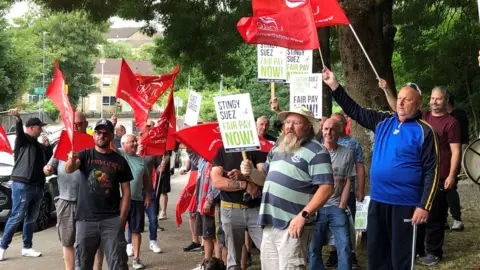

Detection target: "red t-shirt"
[421, 110, 461, 180]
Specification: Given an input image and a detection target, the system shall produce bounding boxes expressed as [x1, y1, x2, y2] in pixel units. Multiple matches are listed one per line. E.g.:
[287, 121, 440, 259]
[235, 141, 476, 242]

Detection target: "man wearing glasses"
[65, 119, 133, 270]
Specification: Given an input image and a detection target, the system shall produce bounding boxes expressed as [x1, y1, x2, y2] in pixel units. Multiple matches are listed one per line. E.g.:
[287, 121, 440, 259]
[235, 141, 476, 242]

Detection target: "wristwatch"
[301, 210, 310, 220]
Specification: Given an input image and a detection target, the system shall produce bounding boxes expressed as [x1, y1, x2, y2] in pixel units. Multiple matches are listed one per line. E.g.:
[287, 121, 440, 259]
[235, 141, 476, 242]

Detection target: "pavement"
[0, 171, 204, 270]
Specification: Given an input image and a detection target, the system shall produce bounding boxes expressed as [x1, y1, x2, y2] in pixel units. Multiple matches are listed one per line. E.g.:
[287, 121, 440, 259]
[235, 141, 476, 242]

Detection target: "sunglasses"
[94, 130, 112, 137]
[405, 82, 422, 95]
[146, 125, 152, 128]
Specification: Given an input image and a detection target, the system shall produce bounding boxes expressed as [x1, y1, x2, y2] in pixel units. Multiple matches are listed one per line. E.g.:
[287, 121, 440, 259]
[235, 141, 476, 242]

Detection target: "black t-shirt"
[212, 146, 267, 207]
[450, 108, 469, 145]
[76, 148, 133, 221]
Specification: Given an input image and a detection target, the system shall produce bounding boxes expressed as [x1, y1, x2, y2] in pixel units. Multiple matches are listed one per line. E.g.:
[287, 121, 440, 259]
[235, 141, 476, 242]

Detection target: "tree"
[102, 41, 133, 59]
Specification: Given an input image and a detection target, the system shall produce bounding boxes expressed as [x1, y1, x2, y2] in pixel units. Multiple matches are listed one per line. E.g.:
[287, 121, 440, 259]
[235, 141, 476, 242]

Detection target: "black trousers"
[367, 200, 416, 270]
[445, 180, 462, 221]
[417, 183, 447, 258]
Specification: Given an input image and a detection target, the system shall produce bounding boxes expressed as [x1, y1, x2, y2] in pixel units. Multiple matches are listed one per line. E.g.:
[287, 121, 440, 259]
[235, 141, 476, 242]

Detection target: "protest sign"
[354, 196, 370, 231]
[289, 74, 323, 118]
[285, 49, 313, 83]
[257, 44, 287, 82]
[214, 94, 260, 152]
[184, 91, 202, 127]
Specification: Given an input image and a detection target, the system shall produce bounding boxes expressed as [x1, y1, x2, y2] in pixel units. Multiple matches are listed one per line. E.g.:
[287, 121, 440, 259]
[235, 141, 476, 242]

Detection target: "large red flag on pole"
[46, 61, 75, 144]
[0, 125, 12, 154]
[135, 65, 180, 108]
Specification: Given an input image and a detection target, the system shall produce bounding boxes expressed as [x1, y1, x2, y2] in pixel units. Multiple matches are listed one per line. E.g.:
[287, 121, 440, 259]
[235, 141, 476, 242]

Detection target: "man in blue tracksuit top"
[322, 68, 439, 270]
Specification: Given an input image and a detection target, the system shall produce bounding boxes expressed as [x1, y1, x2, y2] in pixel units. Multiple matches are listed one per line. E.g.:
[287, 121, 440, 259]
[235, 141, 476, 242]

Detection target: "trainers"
[126, 244, 134, 257]
[451, 220, 464, 231]
[423, 254, 440, 266]
[158, 211, 167, 220]
[21, 248, 41, 257]
[325, 252, 338, 268]
[149, 241, 162, 253]
[132, 258, 145, 269]
[183, 242, 201, 252]
[0, 248, 5, 261]
[352, 252, 361, 270]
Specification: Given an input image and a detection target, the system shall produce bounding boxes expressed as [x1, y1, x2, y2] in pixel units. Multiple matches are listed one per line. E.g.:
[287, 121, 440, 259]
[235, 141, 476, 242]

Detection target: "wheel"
[35, 196, 51, 231]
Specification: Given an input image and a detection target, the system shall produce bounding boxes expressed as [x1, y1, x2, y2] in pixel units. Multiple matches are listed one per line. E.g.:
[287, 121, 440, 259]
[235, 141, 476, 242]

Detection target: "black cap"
[94, 119, 114, 133]
[25, 117, 47, 128]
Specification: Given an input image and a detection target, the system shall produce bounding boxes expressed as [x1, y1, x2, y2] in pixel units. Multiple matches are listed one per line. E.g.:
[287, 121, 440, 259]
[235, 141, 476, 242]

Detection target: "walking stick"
[404, 219, 417, 270]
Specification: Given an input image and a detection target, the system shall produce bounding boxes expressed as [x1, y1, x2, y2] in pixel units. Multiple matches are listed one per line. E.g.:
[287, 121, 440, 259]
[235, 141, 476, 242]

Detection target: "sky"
[6, 0, 145, 28]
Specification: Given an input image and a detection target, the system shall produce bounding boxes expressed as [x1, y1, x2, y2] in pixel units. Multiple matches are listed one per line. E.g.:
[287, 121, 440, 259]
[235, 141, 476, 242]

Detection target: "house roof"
[107, 27, 140, 39]
[94, 59, 154, 76]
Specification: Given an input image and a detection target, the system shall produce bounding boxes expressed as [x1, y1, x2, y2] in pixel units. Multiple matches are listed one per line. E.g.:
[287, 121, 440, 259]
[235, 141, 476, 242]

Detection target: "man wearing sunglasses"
[65, 119, 133, 270]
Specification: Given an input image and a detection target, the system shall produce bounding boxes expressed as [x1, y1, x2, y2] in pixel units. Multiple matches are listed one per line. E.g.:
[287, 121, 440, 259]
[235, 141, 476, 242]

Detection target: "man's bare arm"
[302, 184, 334, 214]
[246, 163, 267, 186]
[379, 79, 397, 111]
[356, 163, 366, 201]
[211, 166, 247, 191]
[339, 179, 351, 209]
[65, 152, 81, 174]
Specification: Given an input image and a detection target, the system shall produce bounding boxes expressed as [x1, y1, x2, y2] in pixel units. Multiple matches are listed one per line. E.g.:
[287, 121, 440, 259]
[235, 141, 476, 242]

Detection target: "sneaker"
[0, 248, 5, 261]
[183, 242, 201, 252]
[126, 244, 134, 257]
[158, 211, 167, 220]
[451, 220, 464, 231]
[21, 248, 41, 257]
[132, 258, 145, 269]
[352, 252, 361, 270]
[149, 241, 162, 253]
[246, 252, 252, 267]
[325, 252, 338, 268]
[423, 254, 440, 266]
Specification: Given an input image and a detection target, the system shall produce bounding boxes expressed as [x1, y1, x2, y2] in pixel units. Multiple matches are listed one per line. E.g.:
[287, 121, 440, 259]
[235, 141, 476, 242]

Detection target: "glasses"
[74, 121, 86, 127]
[94, 130, 111, 137]
[284, 119, 306, 127]
[405, 82, 422, 95]
[146, 125, 152, 128]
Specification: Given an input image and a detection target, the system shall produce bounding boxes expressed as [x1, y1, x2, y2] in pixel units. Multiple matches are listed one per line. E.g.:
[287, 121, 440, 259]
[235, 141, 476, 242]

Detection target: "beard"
[277, 132, 304, 154]
[95, 138, 110, 149]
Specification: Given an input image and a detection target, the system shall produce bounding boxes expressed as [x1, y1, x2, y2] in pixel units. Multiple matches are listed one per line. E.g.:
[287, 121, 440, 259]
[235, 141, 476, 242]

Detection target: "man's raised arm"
[65, 151, 81, 174]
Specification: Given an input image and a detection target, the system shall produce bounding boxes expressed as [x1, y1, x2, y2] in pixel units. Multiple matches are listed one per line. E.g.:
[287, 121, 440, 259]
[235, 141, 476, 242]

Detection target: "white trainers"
[158, 211, 167, 220]
[126, 244, 134, 257]
[21, 248, 41, 257]
[451, 220, 465, 231]
[149, 240, 162, 253]
[0, 248, 5, 261]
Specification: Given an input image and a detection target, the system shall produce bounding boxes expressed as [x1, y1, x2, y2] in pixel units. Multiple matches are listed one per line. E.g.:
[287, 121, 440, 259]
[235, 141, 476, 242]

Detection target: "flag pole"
[348, 24, 380, 80]
[318, 48, 326, 68]
[270, 82, 275, 99]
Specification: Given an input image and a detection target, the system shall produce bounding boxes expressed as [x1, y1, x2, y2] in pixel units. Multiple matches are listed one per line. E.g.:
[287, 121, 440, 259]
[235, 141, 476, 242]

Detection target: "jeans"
[127, 195, 157, 243]
[309, 206, 351, 270]
[0, 182, 43, 250]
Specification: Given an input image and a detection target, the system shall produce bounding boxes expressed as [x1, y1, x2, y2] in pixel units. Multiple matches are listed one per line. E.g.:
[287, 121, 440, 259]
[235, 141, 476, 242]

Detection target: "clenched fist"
[240, 160, 254, 177]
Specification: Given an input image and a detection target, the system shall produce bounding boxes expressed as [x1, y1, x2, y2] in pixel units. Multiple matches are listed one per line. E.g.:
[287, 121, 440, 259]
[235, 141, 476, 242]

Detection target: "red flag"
[237, 1, 319, 50]
[135, 65, 180, 108]
[54, 130, 95, 161]
[140, 88, 176, 156]
[259, 136, 274, 153]
[311, 0, 349, 27]
[116, 59, 150, 131]
[0, 125, 12, 154]
[46, 61, 75, 144]
[176, 170, 198, 227]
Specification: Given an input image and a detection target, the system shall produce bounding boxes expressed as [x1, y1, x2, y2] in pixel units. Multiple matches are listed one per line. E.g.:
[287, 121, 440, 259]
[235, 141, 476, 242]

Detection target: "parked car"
[0, 133, 60, 231]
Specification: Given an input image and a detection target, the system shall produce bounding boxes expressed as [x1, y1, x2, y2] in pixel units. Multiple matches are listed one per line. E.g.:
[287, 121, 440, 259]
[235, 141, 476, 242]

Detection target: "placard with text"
[257, 44, 287, 82]
[285, 49, 313, 83]
[184, 91, 202, 127]
[289, 74, 323, 119]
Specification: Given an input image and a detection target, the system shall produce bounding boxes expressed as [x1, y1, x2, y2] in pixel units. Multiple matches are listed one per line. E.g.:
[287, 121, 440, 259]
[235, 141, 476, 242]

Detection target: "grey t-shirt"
[49, 156, 82, 202]
[324, 145, 356, 207]
[118, 150, 148, 201]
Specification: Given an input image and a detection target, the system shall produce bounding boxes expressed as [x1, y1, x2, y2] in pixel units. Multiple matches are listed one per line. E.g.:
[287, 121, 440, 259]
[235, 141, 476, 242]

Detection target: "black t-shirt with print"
[76, 148, 133, 221]
[212, 146, 266, 207]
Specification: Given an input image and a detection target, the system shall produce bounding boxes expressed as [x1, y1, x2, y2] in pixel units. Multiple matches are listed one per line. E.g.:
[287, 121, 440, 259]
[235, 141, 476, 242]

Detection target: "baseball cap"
[25, 117, 47, 128]
[94, 119, 114, 133]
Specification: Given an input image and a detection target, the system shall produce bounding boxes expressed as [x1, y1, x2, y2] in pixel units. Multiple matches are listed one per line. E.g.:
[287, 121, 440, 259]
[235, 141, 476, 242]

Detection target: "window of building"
[102, 96, 116, 106]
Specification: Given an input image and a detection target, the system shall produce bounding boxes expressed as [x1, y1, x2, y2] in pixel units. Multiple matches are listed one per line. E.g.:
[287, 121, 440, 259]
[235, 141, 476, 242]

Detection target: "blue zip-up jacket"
[332, 85, 439, 210]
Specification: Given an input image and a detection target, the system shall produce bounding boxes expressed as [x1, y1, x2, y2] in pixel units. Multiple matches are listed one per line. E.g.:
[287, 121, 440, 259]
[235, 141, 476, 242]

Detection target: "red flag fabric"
[259, 136, 275, 153]
[116, 59, 150, 131]
[46, 61, 75, 144]
[237, 1, 319, 50]
[135, 65, 180, 108]
[176, 170, 198, 227]
[54, 130, 95, 161]
[310, 0, 349, 27]
[0, 125, 12, 154]
[140, 88, 176, 156]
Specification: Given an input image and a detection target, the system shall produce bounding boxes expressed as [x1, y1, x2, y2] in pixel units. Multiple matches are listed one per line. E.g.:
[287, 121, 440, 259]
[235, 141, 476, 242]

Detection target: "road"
[0, 172, 203, 270]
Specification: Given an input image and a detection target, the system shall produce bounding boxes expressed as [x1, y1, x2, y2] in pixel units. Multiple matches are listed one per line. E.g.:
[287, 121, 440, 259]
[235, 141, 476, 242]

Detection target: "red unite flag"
[175, 170, 198, 227]
[54, 131, 95, 161]
[0, 125, 12, 154]
[237, 0, 319, 50]
[135, 65, 180, 108]
[46, 61, 75, 144]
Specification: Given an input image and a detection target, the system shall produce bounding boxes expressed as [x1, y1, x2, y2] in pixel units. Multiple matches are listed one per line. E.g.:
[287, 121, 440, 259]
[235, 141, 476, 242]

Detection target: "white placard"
[257, 44, 287, 82]
[289, 74, 323, 119]
[214, 94, 260, 152]
[354, 196, 370, 231]
[184, 91, 202, 127]
[285, 49, 313, 83]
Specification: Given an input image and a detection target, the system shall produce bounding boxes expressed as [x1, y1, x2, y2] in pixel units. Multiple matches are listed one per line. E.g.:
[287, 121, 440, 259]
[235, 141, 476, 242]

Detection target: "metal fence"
[0, 111, 51, 133]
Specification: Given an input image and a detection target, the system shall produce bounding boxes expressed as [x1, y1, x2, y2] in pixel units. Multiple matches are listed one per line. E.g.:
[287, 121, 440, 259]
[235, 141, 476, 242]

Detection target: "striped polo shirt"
[258, 139, 334, 229]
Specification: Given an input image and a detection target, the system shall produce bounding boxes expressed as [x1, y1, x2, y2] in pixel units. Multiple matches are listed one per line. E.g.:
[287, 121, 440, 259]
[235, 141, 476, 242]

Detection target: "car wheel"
[35, 196, 51, 232]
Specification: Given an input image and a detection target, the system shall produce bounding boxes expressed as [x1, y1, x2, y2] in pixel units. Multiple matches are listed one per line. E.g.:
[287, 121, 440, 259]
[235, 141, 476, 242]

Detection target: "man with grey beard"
[241, 107, 334, 270]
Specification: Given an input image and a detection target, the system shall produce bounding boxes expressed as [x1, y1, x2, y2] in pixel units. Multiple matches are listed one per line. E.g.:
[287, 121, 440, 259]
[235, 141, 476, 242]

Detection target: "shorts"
[56, 199, 76, 247]
[195, 212, 215, 238]
[158, 167, 171, 194]
[127, 200, 145, 233]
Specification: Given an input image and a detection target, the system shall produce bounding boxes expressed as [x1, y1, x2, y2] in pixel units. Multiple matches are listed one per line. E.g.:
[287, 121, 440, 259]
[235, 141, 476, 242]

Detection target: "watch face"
[302, 211, 309, 218]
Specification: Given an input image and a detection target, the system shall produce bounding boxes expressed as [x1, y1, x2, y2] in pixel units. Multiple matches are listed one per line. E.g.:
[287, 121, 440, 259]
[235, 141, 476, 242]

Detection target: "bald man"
[44, 111, 88, 270]
[323, 68, 439, 270]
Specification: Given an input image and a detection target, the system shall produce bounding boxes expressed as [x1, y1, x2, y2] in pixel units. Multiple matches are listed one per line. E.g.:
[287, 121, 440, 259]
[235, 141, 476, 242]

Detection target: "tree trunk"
[314, 27, 332, 117]
[337, 0, 395, 192]
[464, 73, 479, 137]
